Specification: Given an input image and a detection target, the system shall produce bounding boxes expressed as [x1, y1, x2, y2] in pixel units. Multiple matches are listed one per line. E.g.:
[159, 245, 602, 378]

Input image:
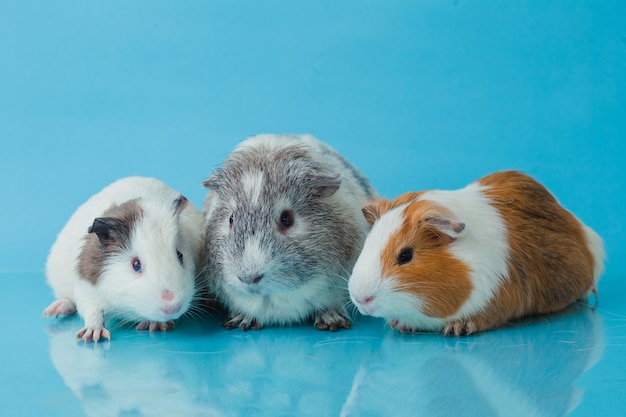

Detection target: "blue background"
[1, 1, 625, 416]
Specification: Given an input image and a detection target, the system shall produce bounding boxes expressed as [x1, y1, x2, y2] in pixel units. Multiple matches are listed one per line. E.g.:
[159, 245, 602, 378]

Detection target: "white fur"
[241, 170, 264, 207]
[582, 224, 606, 286]
[45, 177, 204, 337]
[349, 205, 412, 310]
[96, 200, 196, 321]
[223, 236, 269, 291]
[348, 204, 445, 331]
[222, 272, 347, 325]
[417, 183, 510, 320]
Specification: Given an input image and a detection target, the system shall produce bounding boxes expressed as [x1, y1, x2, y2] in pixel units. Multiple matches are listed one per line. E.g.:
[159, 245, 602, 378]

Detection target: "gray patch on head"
[77, 199, 143, 285]
[206, 141, 311, 194]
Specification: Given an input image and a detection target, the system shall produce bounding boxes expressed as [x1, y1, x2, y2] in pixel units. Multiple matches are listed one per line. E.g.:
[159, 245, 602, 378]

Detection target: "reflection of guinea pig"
[46, 318, 222, 417]
[349, 170, 605, 335]
[202, 134, 376, 331]
[340, 304, 605, 417]
[46, 316, 367, 417]
[200, 330, 368, 415]
[44, 177, 204, 342]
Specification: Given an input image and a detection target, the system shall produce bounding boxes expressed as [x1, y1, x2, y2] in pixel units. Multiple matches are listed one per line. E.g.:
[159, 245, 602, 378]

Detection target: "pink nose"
[161, 290, 181, 316]
[359, 295, 374, 305]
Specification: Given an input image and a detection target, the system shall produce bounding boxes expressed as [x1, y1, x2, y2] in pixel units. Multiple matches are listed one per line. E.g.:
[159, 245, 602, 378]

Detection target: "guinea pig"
[348, 170, 605, 336]
[43, 176, 204, 342]
[202, 134, 376, 331]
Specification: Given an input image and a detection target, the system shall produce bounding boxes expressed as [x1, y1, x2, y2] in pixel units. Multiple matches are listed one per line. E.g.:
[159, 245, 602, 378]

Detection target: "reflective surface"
[2, 266, 625, 417]
[1, 1, 625, 416]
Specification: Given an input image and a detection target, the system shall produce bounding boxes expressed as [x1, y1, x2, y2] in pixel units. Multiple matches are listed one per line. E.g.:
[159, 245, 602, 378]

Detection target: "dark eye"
[229, 214, 234, 229]
[397, 248, 413, 265]
[177, 250, 184, 265]
[131, 257, 143, 273]
[279, 210, 294, 232]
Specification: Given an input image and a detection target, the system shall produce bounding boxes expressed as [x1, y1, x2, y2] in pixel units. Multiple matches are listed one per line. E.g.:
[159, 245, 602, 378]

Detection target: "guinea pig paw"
[42, 299, 77, 318]
[389, 320, 417, 334]
[136, 321, 175, 332]
[222, 314, 262, 331]
[443, 320, 477, 337]
[314, 310, 351, 332]
[76, 326, 111, 343]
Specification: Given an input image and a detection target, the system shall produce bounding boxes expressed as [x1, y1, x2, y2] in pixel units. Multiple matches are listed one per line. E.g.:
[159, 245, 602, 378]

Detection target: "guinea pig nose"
[358, 295, 374, 306]
[238, 274, 264, 285]
[162, 290, 175, 302]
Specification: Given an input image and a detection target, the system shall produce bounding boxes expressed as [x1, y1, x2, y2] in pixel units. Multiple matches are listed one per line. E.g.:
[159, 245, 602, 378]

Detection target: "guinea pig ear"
[88, 217, 122, 245]
[421, 213, 466, 245]
[202, 170, 222, 190]
[362, 199, 393, 225]
[306, 170, 342, 198]
[202, 177, 216, 190]
[172, 195, 189, 215]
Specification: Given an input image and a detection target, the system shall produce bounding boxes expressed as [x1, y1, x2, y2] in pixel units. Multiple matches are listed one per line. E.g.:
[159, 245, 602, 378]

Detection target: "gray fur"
[77, 199, 143, 285]
[202, 134, 376, 330]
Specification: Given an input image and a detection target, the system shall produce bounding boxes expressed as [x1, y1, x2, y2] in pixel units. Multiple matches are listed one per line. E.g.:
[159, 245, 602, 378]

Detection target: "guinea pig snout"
[238, 273, 264, 285]
[160, 290, 182, 316]
[352, 294, 377, 316]
[354, 295, 375, 306]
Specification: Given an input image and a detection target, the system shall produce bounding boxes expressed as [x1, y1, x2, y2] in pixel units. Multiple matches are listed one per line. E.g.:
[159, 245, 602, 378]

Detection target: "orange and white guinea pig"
[348, 170, 605, 336]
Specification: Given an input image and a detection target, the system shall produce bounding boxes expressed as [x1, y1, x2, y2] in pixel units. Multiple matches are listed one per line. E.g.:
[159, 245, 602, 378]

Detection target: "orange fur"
[375, 196, 473, 318]
[470, 171, 597, 331]
[362, 192, 425, 225]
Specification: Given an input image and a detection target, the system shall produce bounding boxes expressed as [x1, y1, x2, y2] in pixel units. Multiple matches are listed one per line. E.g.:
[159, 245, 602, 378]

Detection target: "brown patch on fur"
[465, 170, 597, 332]
[362, 200, 392, 225]
[77, 199, 143, 284]
[362, 192, 425, 225]
[380, 198, 473, 318]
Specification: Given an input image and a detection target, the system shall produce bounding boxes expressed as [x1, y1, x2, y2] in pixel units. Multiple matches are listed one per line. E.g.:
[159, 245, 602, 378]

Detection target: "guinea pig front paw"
[43, 298, 77, 318]
[314, 310, 351, 332]
[222, 314, 262, 331]
[442, 320, 478, 337]
[389, 320, 418, 334]
[136, 321, 175, 332]
[76, 326, 111, 343]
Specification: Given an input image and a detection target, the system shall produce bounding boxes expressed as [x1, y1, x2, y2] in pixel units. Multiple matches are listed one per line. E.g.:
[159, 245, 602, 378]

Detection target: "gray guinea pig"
[202, 134, 376, 331]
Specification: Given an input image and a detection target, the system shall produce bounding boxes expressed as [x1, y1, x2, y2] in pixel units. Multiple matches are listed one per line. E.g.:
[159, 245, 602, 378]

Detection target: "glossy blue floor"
[2, 2, 625, 416]
[2, 268, 626, 417]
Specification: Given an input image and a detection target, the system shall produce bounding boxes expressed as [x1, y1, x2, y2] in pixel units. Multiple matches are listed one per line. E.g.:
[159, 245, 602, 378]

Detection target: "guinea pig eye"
[131, 257, 143, 273]
[397, 248, 413, 265]
[229, 214, 234, 229]
[177, 250, 184, 265]
[279, 210, 295, 232]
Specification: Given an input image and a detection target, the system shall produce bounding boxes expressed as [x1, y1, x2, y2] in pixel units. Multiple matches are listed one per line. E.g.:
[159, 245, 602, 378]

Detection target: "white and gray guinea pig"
[349, 170, 605, 336]
[44, 177, 204, 342]
[202, 134, 376, 331]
